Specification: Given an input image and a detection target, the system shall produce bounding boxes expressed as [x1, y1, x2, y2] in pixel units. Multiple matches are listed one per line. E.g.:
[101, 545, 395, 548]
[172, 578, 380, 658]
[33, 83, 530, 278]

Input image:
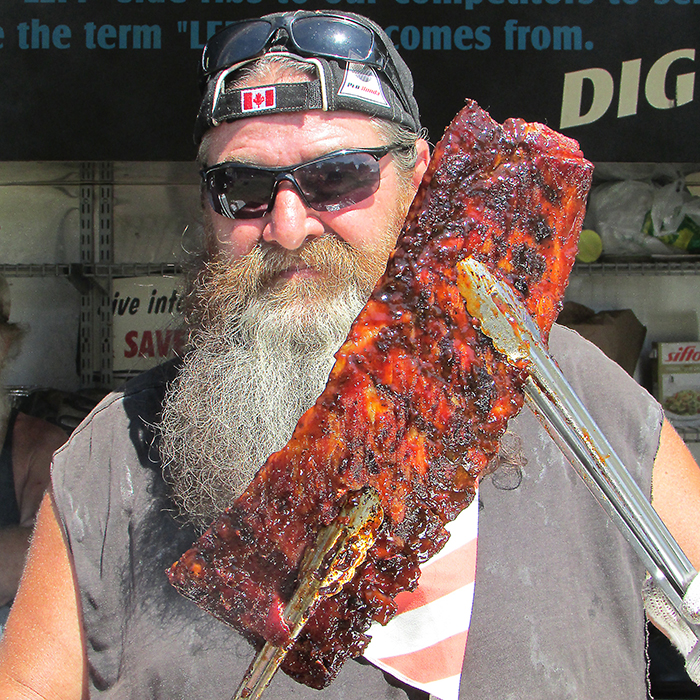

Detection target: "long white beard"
[159, 169, 412, 528]
[159, 241, 380, 530]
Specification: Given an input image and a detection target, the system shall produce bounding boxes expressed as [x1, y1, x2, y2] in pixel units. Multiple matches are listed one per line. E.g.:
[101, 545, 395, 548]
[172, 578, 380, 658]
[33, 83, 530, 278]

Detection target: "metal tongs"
[233, 257, 700, 699]
[232, 487, 384, 700]
[456, 257, 700, 644]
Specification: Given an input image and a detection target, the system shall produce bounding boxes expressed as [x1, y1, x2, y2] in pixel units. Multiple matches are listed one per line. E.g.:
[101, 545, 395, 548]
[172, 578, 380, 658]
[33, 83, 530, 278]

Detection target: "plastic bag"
[585, 180, 666, 256]
[644, 180, 700, 254]
[586, 178, 700, 256]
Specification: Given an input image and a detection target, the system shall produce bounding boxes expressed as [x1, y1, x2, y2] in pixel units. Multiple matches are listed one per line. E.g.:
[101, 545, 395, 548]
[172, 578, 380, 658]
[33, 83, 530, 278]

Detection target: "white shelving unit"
[0, 161, 200, 394]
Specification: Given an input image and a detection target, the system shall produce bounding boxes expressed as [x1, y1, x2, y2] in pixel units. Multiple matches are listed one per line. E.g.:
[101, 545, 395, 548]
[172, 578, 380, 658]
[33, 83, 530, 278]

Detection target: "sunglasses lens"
[204, 151, 386, 219]
[290, 17, 374, 62]
[202, 16, 379, 80]
[202, 20, 272, 76]
[296, 153, 381, 211]
[206, 167, 275, 218]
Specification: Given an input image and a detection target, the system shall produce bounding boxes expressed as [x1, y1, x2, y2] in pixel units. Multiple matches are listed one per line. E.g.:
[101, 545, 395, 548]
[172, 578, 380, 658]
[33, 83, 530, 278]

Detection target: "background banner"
[0, 0, 697, 162]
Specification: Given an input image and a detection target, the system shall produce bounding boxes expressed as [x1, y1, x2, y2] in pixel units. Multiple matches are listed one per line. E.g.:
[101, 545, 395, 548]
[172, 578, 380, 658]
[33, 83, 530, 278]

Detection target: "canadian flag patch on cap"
[241, 87, 276, 113]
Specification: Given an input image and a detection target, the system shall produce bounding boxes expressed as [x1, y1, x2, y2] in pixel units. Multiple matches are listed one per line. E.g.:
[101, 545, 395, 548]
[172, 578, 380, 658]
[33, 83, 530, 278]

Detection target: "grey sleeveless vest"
[52, 325, 662, 699]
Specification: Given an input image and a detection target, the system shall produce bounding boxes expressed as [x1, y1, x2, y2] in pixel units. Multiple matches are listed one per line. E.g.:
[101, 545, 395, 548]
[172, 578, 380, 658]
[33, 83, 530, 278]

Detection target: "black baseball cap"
[194, 10, 422, 144]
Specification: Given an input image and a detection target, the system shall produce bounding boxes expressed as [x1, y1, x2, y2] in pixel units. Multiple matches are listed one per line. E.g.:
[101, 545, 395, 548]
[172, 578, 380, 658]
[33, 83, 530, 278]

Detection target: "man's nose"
[262, 183, 324, 250]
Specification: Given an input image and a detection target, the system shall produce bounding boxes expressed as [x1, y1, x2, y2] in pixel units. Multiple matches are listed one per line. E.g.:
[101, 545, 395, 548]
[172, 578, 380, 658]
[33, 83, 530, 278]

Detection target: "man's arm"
[651, 419, 700, 570]
[0, 491, 88, 700]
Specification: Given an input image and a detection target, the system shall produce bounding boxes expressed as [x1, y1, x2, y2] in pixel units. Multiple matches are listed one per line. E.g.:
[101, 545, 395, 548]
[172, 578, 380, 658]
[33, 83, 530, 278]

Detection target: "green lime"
[576, 229, 603, 263]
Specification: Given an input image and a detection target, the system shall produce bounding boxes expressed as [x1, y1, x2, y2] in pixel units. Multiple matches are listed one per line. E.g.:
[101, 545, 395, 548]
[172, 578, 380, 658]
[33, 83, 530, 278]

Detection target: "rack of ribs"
[167, 99, 594, 689]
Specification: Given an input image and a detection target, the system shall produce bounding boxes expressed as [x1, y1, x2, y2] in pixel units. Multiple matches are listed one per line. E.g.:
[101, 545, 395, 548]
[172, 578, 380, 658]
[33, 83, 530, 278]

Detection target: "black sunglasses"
[200, 14, 387, 85]
[201, 147, 400, 219]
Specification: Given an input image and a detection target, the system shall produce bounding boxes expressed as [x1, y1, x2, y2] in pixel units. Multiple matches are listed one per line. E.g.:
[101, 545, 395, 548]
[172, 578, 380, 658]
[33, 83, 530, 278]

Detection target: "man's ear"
[411, 138, 432, 191]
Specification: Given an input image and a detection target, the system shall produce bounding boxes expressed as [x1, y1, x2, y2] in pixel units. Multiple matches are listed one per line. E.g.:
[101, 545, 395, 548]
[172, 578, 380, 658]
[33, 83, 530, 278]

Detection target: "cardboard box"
[652, 342, 700, 428]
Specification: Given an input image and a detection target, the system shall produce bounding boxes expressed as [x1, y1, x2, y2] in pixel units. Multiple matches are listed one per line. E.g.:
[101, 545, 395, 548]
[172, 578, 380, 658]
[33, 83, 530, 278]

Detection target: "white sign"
[112, 275, 186, 380]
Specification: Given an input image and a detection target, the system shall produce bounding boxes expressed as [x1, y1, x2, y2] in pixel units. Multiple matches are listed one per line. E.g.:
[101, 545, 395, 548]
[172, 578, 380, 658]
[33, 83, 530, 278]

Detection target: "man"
[1, 10, 699, 700]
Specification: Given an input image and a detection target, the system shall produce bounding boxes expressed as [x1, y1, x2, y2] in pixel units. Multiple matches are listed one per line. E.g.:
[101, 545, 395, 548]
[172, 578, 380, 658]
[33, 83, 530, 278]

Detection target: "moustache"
[250, 236, 359, 291]
[184, 234, 376, 331]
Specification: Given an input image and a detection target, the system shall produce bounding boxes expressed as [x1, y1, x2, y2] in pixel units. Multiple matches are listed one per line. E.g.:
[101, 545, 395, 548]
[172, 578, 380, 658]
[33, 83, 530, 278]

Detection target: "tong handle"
[232, 487, 384, 700]
[233, 643, 286, 700]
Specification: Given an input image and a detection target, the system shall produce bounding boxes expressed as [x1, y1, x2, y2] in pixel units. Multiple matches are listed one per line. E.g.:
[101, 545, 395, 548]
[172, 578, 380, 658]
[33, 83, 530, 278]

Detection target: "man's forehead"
[204, 109, 382, 166]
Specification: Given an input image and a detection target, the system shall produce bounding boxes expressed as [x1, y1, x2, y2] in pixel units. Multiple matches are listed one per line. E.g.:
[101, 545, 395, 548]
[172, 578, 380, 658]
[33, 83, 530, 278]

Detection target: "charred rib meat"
[167, 100, 593, 688]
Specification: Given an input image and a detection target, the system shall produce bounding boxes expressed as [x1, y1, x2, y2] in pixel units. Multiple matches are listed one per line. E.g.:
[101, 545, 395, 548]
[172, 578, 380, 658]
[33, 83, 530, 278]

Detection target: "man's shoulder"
[549, 321, 595, 355]
[122, 357, 182, 398]
[98, 358, 181, 413]
[57, 359, 181, 449]
[549, 322, 640, 386]
[545, 322, 662, 463]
